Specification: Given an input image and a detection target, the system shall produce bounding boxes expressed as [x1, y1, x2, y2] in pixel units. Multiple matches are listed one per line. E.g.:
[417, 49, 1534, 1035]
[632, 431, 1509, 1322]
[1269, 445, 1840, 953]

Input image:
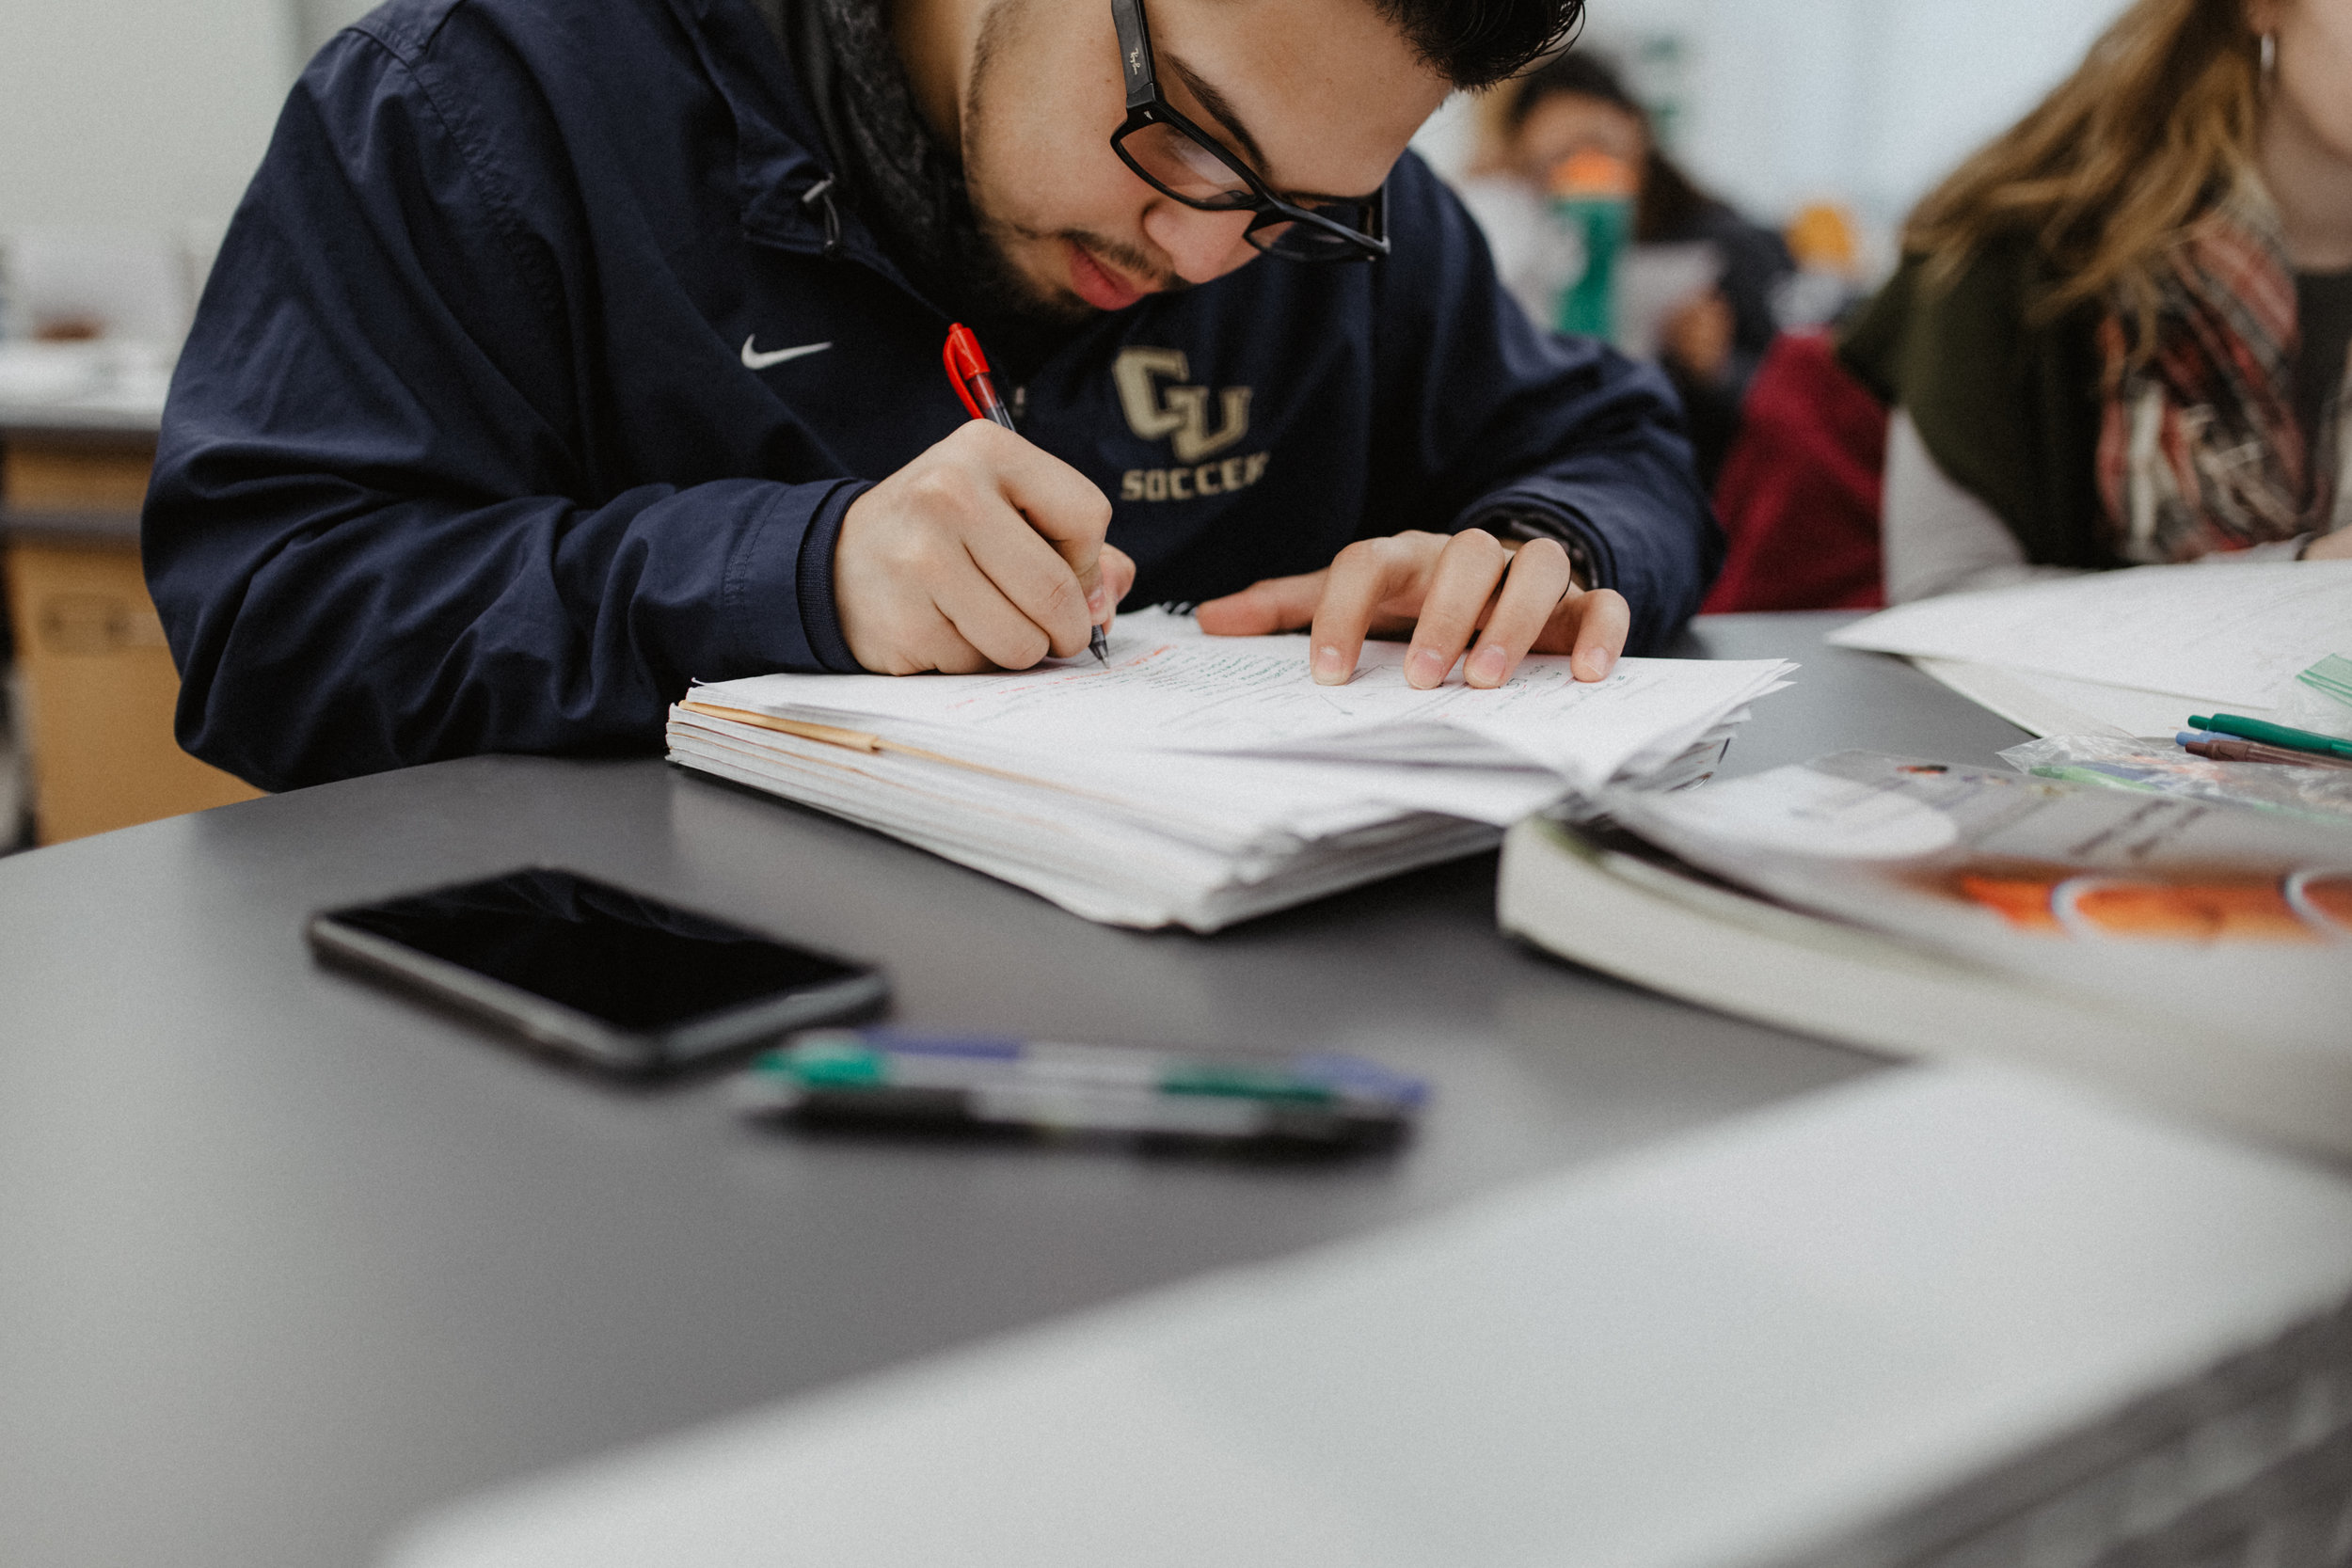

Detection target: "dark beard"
[768, 0, 1179, 381]
[952, 0, 1192, 377]
[942, 206, 1094, 379]
[952, 209, 1194, 377]
[946, 0, 1101, 377]
[766, 0, 1079, 377]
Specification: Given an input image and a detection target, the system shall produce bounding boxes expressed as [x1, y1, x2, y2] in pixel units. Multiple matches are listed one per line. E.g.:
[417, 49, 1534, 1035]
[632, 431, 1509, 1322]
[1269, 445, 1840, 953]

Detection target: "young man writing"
[145, 0, 1718, 791]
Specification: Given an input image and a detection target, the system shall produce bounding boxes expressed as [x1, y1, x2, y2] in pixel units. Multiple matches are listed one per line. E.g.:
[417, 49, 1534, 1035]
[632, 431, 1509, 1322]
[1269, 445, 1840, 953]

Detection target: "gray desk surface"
[0, 613, 2029, 1568]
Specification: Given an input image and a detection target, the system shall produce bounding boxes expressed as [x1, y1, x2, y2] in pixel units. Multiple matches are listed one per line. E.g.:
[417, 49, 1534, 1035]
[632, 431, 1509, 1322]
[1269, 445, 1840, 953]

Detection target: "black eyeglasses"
[1108, 0, 1389, 261]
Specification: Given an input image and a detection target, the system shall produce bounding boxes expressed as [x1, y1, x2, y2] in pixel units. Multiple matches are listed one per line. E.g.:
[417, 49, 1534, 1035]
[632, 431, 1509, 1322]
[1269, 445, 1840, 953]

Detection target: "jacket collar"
[662, 0, 919, 291]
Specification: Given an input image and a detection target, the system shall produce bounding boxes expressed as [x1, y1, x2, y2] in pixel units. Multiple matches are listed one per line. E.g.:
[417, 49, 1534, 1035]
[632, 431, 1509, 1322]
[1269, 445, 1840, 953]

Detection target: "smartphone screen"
[310, 868, 884, 1069]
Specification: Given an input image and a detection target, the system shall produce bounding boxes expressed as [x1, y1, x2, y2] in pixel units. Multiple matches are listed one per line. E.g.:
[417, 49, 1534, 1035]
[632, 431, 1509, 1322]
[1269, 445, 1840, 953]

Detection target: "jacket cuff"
[794, 479, 869, 672]
[723, 477, 872, 674]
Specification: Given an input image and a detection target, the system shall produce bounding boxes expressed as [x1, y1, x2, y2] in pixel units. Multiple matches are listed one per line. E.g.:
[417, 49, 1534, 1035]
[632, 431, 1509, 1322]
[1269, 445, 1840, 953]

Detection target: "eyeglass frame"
[1107, 0, 1390, 261]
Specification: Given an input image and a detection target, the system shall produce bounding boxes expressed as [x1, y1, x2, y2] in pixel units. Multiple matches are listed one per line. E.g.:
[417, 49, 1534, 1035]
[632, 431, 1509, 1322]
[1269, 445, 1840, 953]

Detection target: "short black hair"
[1375, 0, 1585, 90]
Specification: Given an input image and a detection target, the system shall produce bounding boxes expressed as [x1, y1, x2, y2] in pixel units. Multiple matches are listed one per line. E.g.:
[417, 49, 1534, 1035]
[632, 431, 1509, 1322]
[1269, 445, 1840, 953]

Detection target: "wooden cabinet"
[4, 436, 262, 845]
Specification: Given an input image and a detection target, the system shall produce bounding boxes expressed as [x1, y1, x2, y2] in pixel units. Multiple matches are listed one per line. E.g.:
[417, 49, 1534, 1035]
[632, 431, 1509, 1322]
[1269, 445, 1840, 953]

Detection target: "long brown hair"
[1904, 0, 2263, 344]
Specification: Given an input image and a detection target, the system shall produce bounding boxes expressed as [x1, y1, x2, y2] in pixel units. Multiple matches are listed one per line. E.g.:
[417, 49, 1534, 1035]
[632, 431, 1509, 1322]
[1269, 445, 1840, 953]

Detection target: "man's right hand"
[833, 421, 1134, 673]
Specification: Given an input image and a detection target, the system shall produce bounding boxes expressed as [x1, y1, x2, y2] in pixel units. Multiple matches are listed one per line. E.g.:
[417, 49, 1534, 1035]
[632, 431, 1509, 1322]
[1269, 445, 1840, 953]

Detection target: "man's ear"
[2244, 0, 2281, 39]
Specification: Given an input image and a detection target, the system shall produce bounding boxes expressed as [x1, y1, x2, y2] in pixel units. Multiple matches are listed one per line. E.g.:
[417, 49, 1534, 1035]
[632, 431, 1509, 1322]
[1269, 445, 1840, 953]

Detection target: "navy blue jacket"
[146, 0, 1719, 792]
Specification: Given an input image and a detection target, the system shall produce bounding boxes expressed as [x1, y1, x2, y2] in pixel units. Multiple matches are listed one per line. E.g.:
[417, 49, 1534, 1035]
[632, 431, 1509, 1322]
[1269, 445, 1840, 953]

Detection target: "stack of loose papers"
[1830, 560, 2352, 737]
[667, 610, 1792, 930]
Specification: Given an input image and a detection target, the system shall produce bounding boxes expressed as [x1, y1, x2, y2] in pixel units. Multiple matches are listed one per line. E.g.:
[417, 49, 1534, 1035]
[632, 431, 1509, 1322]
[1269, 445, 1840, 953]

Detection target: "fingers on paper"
[1309, 532, 1446, 686]
[1385, 532, 1485, 689]
[1196, 571, 1326, 638]
[1544, 587, 1629, 682]
[1461, 537, 1574, 689]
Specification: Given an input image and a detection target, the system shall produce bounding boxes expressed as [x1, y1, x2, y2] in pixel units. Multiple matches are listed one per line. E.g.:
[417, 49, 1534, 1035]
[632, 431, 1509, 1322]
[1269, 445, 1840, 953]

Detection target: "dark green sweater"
[1838, 240, 2121, 570]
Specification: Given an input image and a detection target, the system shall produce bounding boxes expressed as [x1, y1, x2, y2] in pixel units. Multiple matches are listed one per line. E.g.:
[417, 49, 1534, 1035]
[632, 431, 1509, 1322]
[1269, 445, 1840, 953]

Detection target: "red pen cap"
[943, 322, 1007, 424]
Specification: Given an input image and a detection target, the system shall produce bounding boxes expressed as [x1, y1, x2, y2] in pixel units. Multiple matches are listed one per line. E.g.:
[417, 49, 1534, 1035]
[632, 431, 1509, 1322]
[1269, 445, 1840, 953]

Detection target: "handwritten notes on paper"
[697, 610, 1793, 790]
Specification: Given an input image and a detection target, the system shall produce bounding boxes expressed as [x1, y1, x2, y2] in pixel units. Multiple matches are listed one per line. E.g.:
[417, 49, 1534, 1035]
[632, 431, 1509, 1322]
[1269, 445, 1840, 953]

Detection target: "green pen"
[2188, 714, 2352, 762]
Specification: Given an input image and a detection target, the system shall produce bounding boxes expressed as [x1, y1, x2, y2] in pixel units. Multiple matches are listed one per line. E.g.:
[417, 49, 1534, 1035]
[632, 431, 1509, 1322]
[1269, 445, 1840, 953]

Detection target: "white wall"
[11, 0, 2129, 271]
[292, 0, 382, 61]
[0, 0, 299, 234]
[1417, 0, 2135, 259]
[1586, 0, 2134, 232]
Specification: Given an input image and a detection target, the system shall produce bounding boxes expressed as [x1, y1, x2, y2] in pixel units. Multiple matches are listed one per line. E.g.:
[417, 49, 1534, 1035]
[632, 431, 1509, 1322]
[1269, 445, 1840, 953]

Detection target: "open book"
[668, 610, 1792, 930]
[1500, 751, 2352, 1159]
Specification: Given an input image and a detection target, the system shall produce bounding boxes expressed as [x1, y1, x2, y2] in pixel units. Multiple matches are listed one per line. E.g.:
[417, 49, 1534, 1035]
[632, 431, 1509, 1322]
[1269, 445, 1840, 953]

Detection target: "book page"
[1610, 752, 2352, 1048]
[1828, 561, 2352, 708]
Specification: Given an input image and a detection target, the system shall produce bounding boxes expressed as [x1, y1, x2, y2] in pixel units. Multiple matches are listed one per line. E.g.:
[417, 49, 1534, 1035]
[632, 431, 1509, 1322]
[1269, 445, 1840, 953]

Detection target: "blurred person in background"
[1844, 0, 2352, 602]
[1458, 52, 1794, 487]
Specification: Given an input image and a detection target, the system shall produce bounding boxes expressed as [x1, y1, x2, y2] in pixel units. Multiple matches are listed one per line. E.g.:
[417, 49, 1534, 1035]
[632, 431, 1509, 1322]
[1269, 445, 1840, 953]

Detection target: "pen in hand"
[943, 323, 1111, 668]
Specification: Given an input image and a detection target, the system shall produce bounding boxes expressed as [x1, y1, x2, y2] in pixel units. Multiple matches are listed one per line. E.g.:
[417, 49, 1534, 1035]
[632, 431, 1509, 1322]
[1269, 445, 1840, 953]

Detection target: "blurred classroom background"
[0, 0, 2133, 852]
[1412, 0, 2136, 264]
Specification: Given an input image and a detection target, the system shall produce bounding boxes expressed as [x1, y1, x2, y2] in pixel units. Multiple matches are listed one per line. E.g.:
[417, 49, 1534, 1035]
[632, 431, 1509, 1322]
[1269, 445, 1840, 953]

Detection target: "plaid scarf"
[2094, 185, 2351, 562]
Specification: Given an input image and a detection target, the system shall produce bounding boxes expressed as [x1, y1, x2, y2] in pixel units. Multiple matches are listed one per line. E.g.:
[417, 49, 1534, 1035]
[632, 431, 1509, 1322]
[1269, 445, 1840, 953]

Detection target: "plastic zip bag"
[2276, 653, 2352, 742]
[2000, 735, 2352, 826]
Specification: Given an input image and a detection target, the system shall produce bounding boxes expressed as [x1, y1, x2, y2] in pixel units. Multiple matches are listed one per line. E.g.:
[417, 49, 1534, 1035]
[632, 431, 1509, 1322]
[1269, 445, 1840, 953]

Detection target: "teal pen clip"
[2188, 714, 2352, 762]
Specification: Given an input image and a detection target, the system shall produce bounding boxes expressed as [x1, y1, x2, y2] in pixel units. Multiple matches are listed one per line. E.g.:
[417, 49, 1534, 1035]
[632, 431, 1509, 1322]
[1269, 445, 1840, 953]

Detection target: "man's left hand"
[1194, 529, 1629, 689]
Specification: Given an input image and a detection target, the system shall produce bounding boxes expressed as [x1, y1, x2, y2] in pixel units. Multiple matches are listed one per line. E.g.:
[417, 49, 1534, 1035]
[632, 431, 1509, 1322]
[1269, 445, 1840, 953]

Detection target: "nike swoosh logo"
[740, 337, 832, 371]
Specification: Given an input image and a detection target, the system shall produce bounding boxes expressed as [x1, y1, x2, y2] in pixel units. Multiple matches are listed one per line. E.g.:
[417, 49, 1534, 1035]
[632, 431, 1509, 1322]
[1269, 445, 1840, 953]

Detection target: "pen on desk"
[2186, 714, 2352, 762]
[2178, 731, 2352, 770]
[735, 1028, 1424, 1150]
[944, 322, 1111, 668]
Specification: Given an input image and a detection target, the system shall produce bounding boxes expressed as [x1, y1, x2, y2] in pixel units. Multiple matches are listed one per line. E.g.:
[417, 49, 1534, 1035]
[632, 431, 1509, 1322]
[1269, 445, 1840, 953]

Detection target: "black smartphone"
[307, 867, 887, 1076]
